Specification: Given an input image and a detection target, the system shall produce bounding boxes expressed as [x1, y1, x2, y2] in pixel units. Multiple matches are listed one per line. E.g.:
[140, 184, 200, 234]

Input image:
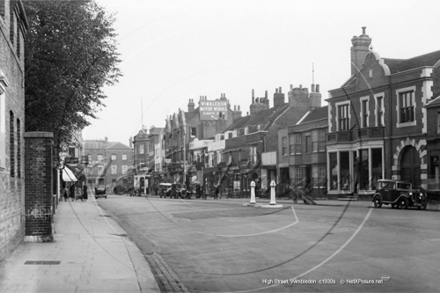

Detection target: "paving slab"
[0, 196, 160, 293]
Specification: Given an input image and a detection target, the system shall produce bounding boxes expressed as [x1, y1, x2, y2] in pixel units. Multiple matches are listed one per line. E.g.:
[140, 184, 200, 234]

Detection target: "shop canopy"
[62, 166, 78, 182]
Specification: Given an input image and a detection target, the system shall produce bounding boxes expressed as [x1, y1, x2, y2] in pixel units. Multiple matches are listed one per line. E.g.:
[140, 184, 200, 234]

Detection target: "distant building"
[0, 0, 29, 260]
[221, 86, 320, 197]
[83, 138, 133, 189]
[163, 94, 239, 186]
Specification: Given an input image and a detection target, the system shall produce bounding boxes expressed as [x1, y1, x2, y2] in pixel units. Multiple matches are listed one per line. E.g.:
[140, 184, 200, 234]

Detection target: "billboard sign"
[199, 100, 228, 121]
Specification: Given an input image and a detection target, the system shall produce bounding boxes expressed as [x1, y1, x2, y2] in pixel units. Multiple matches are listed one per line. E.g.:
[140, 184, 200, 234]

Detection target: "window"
[98, 154, 103, 161]
[122, 153, 127, 160]
[311, 131, 318, 152]
[10, 111, 14, 177]
[399, 91, 415, 123]
[16, 118, 20, 178]
[139, 144, 144, 154]
[318, 130, 326, 152]
[375, 95, 384, 126]
[290, 134, 302, 154]
[111, 165, 117, 175]
[98, 165, 104, 175]
[361, 98, 369, 128]
[250, 146, 257, 164]
[340, 151, 350, 190]
[305, 135, 312, 153]
[111, 154, 116, 160]
[338, 104, 350, 131]
[329, 152, 337, 190]
[437, 113, 440, 134]
[282, 137, 287, 156]
[294, 168, 303, 186]
[0, 89, 5, 169]
[68, 147, 75, 158]
[191, 127, 197, 137]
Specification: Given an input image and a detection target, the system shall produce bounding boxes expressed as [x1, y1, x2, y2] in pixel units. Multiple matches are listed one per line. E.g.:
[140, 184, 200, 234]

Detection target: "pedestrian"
[196, 184, 201, 199]
[215, 185, 220, 200]
[83, 183, 88, 202]
[63, 185, 69, 202]
[69, 184, 75, 202]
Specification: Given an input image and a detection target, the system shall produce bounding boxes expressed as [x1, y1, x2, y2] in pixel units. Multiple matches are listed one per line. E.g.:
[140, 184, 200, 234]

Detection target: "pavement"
[0, 195, 161, 293]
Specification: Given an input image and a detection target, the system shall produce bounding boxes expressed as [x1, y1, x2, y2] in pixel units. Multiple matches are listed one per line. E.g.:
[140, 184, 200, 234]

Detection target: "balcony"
[357, 127, 384, 139]
[327, 130, 352, 143]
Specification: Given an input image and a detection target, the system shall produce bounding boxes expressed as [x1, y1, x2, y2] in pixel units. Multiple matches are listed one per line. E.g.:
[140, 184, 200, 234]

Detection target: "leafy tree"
[24, 0, 121, 148]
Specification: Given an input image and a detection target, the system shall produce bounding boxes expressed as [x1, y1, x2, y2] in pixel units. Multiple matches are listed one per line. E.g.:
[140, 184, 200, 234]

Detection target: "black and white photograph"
[1, 0, 440, 292]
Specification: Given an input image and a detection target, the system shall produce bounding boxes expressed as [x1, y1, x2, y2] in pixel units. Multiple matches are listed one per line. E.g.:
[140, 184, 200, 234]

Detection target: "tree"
[24, 0, 121, 148]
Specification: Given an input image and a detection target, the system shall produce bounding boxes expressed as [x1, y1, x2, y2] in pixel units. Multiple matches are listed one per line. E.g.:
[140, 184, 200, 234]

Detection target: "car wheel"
[398, 197, 408, 209]
[391, 204, 397, 209]
[373, 196, 382, 208]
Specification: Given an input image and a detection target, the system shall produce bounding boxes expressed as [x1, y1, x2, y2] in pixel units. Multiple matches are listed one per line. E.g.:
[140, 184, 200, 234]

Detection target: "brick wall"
[0, 0, 27, 261]
[24, 132, 54, 242]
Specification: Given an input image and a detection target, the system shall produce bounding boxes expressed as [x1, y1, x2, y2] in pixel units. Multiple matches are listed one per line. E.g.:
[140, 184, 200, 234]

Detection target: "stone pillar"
[269, 180, 277, 205]
[250, 181, 256, 204]
[24, 132, 54, 242]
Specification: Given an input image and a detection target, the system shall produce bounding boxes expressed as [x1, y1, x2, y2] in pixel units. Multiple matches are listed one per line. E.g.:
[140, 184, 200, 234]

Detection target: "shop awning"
[62, 166, 78, 182]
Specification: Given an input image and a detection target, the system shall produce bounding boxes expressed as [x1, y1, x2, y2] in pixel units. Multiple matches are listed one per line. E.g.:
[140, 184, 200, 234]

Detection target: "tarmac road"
[97, 194, 440, 293]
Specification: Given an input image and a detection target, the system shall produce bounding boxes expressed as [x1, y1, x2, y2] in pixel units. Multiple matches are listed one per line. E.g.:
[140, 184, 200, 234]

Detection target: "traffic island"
[258, 180, 283, 209]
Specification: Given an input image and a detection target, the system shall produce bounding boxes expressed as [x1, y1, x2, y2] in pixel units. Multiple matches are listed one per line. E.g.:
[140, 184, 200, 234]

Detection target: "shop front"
[327, 141, 384, 200]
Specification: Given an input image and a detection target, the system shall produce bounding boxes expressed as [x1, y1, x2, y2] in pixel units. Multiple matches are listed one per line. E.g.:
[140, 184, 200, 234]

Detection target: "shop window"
[358, 149, 369, 190]
[329, 153, 337, 190]
[371, 148, 383, 188]
[340, 151, 350, 190]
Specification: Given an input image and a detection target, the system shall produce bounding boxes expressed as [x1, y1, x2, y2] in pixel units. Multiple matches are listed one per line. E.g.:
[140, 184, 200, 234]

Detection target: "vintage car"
[372, 179, 427, 210]
[158, 183, 172, 198]
[95, 184, 107, 199]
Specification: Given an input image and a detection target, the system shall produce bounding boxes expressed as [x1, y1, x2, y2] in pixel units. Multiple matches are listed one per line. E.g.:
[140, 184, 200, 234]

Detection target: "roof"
[384, 50, 440, 74]
[83, 140, 131, 151]
[426, 96, 440, 108]
[300, 106, 328, 124]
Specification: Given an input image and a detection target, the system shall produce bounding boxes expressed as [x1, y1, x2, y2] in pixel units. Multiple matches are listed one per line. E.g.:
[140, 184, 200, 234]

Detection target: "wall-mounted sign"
[199, 100, 228, 121]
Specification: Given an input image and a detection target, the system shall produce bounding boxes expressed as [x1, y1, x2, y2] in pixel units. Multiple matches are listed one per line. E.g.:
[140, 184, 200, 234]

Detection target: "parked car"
[95, 185, 107, 199]
[372, 179, 427, 210]
[159, 183, 172, 198]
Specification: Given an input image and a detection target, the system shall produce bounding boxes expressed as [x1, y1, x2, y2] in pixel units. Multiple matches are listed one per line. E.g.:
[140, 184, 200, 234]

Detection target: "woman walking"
[83, 182, 88, 202]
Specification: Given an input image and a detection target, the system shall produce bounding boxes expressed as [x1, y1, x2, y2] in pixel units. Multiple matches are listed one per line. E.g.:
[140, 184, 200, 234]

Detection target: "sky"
[83, 0, 440, 145]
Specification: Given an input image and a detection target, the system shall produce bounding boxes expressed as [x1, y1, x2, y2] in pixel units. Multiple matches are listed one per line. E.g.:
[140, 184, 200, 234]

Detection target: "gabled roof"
[106, 142, 132, 150]
[384, 50, 440, 74]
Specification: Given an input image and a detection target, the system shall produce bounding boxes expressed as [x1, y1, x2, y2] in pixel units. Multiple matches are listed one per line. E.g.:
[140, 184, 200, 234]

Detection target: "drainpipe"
[388, 77, 393, 180]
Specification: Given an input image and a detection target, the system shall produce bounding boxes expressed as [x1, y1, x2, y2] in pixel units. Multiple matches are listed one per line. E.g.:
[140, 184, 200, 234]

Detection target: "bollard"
[250, 181, 256, 204]
[269, 180, 277, 205]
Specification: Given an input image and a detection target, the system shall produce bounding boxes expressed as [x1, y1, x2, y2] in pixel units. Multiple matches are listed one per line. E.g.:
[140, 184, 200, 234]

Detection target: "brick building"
[326, 27, 440, 199]
[0, 0, 28, 259]
[279, 105, 328, 199]
[83, 138, 133, 190]
[221, 86, 320, 197]
[425, 97, 440, 190]
[163, 94, 239, 186]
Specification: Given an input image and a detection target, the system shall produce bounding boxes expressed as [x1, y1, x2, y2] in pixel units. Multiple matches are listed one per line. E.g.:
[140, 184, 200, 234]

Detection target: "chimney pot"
[316, 84, 320, 93]
[279, 87, 282, 93]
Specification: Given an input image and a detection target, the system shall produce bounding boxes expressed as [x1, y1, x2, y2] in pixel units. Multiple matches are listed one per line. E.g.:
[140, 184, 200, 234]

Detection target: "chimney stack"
[351, 26, 372, 76]
[188, 98, 195, 112]
[273, 86, 285, 108]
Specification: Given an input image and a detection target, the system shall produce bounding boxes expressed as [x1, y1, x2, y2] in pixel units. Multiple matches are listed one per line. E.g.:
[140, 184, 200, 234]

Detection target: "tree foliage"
[24, 0, 121, 147]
